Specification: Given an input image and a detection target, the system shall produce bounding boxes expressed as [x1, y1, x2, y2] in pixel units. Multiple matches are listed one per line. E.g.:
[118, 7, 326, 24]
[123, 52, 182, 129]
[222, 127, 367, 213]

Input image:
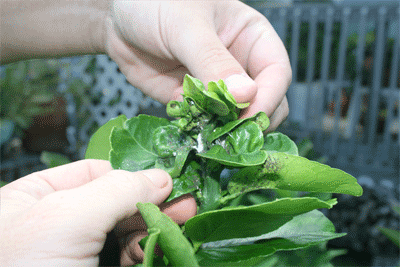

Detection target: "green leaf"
[315, 248, 347, 266]
[110, 127, 158, 171]
[246, 192, 274, 205]
[263, 132, 299, 156]
[137, 202, 199, 267]
[152, 125, 195, 158]
[303, 192, 333, 202]
[40, 151, 71, 168]
[185, 197, 337, 245]
[110, 115, 193, 177]
[253, 255, 280, 267]
[274, 189, 299, 198]
[272, 241, 347, 267]
[207, 112, 269, 143]
[166, 162, 202, 202]
[183, 74, 230, 116]
[272, 240, 346, 267]
[153, 125, 195, 177]
[194, 210, 345, 266]
[207, 79, 250, 121]
[228, 153, 363, 196]
[143, 228, 160, 267]
[0, 181, 8, 187]
[199, 121, 268, 167]
[378, 227, 400, 247]
[196, 239, 308, 266]
[85, 114, 127, 160]
[199, 176, 222, 214]
[109, 115, 168, 171]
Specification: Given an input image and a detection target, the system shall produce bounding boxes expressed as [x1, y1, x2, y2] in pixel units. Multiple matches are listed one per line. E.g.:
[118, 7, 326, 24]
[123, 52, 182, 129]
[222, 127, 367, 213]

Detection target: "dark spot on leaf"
[264, 155, 282, 173]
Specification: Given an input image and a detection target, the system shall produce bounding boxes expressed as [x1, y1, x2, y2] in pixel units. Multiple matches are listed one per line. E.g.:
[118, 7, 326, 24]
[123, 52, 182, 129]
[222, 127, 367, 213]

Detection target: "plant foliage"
[86, 74, 363, 266]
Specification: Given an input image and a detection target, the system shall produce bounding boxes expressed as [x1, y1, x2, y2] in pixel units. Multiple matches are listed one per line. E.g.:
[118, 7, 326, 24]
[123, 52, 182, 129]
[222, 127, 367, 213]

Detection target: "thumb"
[38, 169, 172, 234]
[169, 20, 257, 103]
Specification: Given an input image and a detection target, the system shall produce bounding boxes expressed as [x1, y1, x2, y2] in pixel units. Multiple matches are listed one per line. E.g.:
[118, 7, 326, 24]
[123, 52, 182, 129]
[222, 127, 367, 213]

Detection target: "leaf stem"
[219, 192, 241, 206]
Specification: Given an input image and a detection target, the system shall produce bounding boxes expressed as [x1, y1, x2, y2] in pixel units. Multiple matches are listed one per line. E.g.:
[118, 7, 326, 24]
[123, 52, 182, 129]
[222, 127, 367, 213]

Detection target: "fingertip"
[140, 169, 172, 189]
[172, 86, 184, 102]
[224, 74, 257, 103]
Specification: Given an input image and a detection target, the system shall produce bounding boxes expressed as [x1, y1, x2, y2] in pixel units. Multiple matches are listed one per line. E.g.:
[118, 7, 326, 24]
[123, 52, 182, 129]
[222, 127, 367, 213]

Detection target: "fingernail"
[143, 169, 169, 188]
[224, 74, 255, 92]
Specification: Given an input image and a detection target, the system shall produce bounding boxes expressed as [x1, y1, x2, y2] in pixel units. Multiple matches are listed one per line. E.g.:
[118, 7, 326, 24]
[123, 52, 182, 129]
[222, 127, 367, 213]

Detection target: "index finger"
[234, 17, 292, 118]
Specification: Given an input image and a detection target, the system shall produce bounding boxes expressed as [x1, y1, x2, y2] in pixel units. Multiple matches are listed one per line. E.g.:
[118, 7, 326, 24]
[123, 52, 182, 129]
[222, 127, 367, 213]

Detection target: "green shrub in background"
[40, 151, 72, 169]
[0, 58, 94, 154]
[378, 202, 400, 266]
[0, 60, 60, 137]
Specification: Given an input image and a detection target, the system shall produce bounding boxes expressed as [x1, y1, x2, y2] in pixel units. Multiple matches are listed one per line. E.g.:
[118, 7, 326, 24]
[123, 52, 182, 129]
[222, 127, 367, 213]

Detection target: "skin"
[0, 0, 292, 266]
[0, 160, 197, 266]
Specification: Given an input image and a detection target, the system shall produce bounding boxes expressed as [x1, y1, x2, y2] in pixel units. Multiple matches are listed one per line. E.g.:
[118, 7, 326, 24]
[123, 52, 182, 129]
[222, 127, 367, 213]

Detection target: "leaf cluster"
[85, 74, 363, 266]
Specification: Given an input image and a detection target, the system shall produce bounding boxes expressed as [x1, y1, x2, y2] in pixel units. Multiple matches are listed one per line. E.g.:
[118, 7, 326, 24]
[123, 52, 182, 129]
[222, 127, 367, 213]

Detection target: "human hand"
[106, 0, 291, 131]
[0, 160, 197, 266]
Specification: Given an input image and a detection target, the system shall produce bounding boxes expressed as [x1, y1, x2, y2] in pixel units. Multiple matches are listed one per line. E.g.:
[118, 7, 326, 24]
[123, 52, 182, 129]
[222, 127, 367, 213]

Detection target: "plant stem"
[219, 192, 241, 206]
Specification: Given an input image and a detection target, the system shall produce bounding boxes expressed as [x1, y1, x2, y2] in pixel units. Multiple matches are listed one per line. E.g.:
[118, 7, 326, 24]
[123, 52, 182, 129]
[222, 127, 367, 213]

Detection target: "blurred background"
[1, 0, 399, 266]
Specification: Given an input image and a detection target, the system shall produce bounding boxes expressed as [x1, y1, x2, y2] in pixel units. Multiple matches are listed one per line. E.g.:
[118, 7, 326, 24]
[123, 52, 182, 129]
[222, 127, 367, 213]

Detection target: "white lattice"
[62, 55, 162, 158]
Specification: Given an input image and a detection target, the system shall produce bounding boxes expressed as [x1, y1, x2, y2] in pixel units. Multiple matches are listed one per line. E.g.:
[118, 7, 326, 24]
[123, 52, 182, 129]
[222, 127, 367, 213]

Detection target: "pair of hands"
[0, 1, 291, 266]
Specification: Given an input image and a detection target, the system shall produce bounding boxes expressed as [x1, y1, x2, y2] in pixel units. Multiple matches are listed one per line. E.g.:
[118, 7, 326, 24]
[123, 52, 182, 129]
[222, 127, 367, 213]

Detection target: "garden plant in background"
[86, 74, 363, 266]
[378, 202, 400, 266]
[0, 60, 61, 148]
[0, 58, 94, 167]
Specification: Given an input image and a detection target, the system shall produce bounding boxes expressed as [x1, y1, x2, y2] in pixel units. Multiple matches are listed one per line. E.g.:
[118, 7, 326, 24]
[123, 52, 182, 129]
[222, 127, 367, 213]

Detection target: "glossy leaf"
[199, 146, 268, 167]
[228, 153, 363, 196]
[110, 116, 194, 177]
[196, 238, 308, 266]
[153, 125, 196, 177]
[207, 112, 270, 143]
[85, 114, 127, 160]
[166, 161, 202, 202]
[199, 121, 268, 167]
[152, 125, 195, 157]
[185, 197, 337, 245]
[198, 176, 222, 214]
[109, 115, 168, 171]
[110, 127, 157, 171]
[183, 74, 229, 116]
[137, 202, 199, 267]
[207, 80, 250, 121]
[193, 210, 344, 265]
[263, 132, 299, 156]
